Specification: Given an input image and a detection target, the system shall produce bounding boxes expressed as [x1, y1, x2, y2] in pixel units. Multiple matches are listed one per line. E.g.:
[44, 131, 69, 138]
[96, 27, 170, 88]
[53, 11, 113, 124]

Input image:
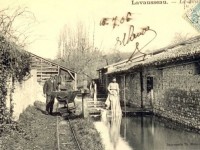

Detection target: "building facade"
[98, 35, 200, 129]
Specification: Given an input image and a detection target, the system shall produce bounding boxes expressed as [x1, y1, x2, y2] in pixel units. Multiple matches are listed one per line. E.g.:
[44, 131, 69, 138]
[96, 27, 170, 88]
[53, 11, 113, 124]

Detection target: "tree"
[55, 22, 135, 86]
[0, 7, 36, 47]
[56, 22, 104, 84]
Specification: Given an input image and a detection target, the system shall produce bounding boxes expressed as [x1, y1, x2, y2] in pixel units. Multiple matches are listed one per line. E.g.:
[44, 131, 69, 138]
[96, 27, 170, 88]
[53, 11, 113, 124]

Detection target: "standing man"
[54, 75, 61, 91]
[43, 75, 56, 115]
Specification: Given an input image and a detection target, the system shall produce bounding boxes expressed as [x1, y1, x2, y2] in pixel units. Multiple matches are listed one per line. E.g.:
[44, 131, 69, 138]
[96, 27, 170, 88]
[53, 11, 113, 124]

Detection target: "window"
[147, 76, 153, 93]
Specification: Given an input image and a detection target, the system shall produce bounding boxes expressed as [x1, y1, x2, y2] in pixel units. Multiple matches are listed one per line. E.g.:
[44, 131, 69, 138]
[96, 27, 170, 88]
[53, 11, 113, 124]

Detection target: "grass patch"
[0, 101, 104, 150]
[68, 117, 104, 150]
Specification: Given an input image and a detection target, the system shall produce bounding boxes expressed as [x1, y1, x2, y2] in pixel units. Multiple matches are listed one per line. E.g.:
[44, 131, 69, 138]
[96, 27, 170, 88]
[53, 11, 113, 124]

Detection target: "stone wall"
[117, 72, 142, 107]
[149, 62, 200, 129]
[105, 61, 200, 129]
[116, 61, 200, 129]
[126, 73, 142, 107]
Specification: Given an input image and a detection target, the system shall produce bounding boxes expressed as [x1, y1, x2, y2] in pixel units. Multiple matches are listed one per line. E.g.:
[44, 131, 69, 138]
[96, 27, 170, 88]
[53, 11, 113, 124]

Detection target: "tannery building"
[98, 35, 200, 129]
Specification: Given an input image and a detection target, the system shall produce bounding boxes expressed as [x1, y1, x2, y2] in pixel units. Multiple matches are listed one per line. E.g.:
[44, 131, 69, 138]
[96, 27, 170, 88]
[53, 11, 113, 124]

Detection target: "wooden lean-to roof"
[28, 51, 77, 84]
[29, 52, 76, 73]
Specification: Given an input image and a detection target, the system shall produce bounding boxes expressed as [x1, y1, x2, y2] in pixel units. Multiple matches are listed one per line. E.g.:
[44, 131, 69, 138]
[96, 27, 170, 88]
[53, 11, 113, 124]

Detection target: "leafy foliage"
[0, 7, 35, 133]
[0, 34, 31, 129]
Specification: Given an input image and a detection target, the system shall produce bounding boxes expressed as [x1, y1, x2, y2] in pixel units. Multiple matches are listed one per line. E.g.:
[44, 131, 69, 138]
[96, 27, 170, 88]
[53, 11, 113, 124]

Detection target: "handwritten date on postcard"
[100, 12, 132, 29]
[100, 12, 157, 48]
[99, 12, 157, 61]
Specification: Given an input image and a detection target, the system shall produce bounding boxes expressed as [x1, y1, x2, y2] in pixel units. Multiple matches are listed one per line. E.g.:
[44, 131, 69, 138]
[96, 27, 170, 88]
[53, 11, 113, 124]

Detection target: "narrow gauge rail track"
[56, 112, 82, 150]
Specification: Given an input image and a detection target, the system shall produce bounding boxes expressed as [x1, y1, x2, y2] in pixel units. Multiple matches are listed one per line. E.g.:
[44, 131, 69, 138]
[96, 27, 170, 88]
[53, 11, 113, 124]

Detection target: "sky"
[0, 0, 199, 59]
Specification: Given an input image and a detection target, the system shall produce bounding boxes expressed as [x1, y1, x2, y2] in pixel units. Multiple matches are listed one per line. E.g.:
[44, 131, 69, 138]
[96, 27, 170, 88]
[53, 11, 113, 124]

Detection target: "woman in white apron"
[105, 77, 122, 117]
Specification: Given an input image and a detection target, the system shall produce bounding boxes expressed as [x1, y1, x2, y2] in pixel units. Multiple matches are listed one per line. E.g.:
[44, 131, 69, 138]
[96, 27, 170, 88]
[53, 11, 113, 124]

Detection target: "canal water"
[94, 110, 200, 150]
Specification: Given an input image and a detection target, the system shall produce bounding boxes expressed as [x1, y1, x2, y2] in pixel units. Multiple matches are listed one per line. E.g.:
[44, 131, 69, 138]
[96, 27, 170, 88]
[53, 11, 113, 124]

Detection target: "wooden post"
[81, 89, 88, 118]
[123, 74, 126, 114]
[40, 58, 42, 82]
[74, 73, 77, 90]
[140, 70, 144, 109]
[82, 90, 85, 117]
[123, 75, 126, 105]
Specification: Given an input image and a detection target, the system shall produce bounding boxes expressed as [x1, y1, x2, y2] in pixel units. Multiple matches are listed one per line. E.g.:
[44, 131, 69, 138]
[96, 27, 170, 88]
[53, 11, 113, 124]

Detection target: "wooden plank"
[31, 60, 57, 67]
[32, 68, 58, 72]
[31, 62, 43, 66]
[34, 64, 56, 67]
[40, 77, 51, 80]
[37, 71, 58, 75]
[37, 74, 57, 77]
[37, 68, 58, 71]
[35, 66, 57, 69]
[40, 64, 57, 68]
[37, 71, 58, 73]
[37, 72, 58, 74]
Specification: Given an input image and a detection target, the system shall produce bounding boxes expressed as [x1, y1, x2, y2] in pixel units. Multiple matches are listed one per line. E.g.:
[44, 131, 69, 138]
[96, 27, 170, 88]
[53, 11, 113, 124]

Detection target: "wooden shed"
[30, 52, 77, 90]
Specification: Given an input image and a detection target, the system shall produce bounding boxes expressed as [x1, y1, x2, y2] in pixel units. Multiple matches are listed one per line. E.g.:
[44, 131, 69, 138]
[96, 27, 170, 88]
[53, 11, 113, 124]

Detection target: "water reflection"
[95, 112, 200, 150]
[95, 110, 132, 150]
[109, 114, 122, 149]
[120, 116, 200, 150]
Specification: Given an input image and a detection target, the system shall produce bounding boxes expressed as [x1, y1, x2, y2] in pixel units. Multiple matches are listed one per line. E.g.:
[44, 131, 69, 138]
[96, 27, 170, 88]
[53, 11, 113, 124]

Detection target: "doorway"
[147, 76, 154, 108]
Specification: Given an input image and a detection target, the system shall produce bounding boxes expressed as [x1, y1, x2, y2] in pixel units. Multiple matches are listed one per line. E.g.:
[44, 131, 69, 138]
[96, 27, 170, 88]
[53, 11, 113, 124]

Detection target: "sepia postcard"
[1, 0, 200, 150]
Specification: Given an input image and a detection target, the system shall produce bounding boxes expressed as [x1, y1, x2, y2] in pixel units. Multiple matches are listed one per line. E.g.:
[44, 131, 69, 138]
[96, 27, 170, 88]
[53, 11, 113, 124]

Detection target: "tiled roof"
[106, 35, 200, 74]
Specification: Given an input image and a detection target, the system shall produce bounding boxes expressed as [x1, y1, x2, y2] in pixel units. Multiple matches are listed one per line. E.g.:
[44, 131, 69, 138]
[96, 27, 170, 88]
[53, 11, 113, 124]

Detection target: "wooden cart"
[51, 90, 80, 115]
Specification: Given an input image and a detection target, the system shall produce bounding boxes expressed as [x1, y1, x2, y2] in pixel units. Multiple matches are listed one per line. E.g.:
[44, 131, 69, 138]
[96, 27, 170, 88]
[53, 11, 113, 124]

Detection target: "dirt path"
[57, 118, 78, 150]
[1, 102, 104, 150]
[1, 105, 58, 150]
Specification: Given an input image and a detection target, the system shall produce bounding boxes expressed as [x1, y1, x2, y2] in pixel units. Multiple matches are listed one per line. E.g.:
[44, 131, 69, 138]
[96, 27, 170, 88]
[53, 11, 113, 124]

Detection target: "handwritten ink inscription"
[180, 0, 200, 5]
[100, 12, 157, 60]
[100, 12, 132, 29]
[180, 0, 199, 9]
[116, 25, 150, 46]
